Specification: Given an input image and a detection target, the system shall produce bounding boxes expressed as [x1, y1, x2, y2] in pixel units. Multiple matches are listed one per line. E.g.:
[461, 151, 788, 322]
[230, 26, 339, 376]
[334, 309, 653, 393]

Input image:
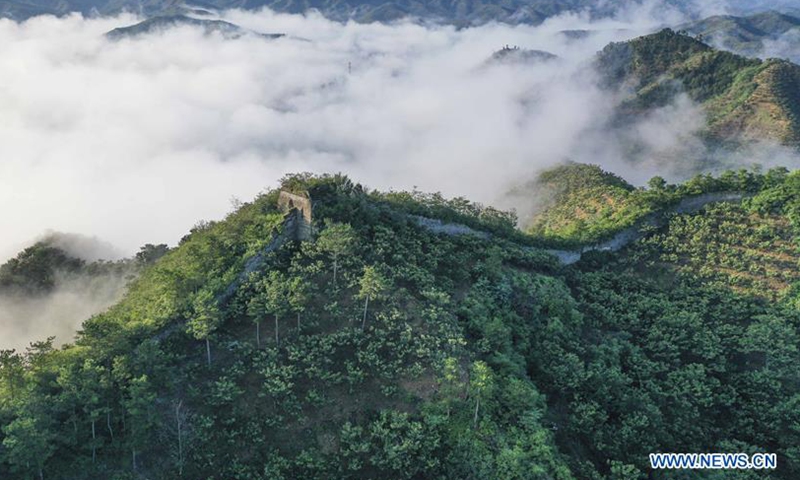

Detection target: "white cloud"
[762, 29, 800, 64]
[0, 5, 693, 264]
[0, 271, 130, 350]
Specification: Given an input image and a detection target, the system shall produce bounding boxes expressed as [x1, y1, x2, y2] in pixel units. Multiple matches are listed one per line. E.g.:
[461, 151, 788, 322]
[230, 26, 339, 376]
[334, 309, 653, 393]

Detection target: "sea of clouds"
[0, 0, 798, 348]
[0, 1, 729, 262]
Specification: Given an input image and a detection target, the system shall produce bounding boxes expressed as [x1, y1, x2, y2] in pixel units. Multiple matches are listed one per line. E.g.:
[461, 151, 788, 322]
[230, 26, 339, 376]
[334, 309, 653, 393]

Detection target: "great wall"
[409, 191, 747, 265]
[215, 190, 315, 306]
[223, 189, 748, 306]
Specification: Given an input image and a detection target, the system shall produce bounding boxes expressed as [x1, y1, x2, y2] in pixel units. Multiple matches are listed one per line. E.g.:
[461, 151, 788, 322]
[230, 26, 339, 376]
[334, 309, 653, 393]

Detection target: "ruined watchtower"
[278, 190, 313, 241]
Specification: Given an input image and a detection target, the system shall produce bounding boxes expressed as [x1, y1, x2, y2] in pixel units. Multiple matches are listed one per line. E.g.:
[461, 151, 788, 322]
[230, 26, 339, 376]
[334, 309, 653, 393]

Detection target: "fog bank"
[0, 270, 131, 350]
[0, 2, 715, 262]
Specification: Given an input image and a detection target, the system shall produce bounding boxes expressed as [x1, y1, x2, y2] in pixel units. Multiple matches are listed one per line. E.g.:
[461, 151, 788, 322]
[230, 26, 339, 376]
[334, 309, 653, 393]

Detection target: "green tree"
[0, 349, 24, 402]
[440, 357, 463, 418]
[316, 222, 356, 286]
[470, 361, 493, 428]
[135, 243, 170, 265]
[247, 279, 267, 348]
[741, 314, 799, 374]
[187, 289, 222, 366]
[2, 414, 54, 480]
[250, 271, 290, 346]
[77, 359, 106, 464]
[122, 375, 156, 472]
[288, 275, 309, 330]
[647, 176, 667, 190]
[56, 358, 111, 463]
[357, 266, 388, 330]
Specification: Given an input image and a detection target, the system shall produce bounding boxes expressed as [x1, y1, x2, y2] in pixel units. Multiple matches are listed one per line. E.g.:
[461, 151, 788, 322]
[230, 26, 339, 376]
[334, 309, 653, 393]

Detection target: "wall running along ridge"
[411, 192, 747, 265]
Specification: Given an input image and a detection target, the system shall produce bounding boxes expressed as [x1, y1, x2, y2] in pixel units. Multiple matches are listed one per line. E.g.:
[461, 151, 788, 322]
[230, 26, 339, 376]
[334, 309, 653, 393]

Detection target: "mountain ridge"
[679, 10, 800, 62]
[596, 28, 800, 147]
[3, 170, 800, 478]
[105, 14, 285, 39]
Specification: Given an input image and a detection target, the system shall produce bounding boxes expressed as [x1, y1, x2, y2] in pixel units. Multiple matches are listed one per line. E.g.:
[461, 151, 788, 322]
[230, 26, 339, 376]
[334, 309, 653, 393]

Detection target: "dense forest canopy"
[1, 167, 800, 479]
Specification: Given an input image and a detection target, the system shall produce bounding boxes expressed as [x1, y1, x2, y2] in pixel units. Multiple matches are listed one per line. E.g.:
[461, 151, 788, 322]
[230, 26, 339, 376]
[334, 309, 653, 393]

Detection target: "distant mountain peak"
[105, 14, 284, 39]
[595, 28, 800, 147]
[486, 46, 559, 65]
[680, 10, 800, 60]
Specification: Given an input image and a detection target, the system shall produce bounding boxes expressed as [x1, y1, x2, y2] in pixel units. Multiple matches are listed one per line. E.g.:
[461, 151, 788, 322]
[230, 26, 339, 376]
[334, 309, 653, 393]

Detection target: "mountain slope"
[0, 233, 144, 296]
[680, 11, 800, 58]
[523, 162, 779, 247]
[3, 172, 800, 478]
[524, 163, 650, 245]
[597, 28, 800, 146]
[0, 175, 574, 479]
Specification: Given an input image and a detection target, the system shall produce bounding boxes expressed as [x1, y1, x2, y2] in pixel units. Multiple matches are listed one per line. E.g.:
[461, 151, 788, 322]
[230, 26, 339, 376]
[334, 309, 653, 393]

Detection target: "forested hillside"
[597, 28, 800, 146]
[524, 162, 774, 246]
[2, 170, 800, 479]
[524, 164, 648, 245]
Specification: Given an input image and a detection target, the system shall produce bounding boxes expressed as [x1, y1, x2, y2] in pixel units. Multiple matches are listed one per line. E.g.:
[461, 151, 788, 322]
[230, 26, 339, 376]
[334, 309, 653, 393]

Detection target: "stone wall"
[278, 190, 313, 241]
[411, 192, 748, 265]
[278, 191, 312, 222]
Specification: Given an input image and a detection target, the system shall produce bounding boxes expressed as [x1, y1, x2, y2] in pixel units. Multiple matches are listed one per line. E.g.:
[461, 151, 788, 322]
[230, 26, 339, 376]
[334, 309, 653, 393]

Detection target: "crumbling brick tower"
[277, 190, 313, 241]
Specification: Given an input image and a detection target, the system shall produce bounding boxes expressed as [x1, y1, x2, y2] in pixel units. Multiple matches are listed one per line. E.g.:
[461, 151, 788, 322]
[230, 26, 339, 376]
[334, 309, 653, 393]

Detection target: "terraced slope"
[634, 202, 800, 299]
